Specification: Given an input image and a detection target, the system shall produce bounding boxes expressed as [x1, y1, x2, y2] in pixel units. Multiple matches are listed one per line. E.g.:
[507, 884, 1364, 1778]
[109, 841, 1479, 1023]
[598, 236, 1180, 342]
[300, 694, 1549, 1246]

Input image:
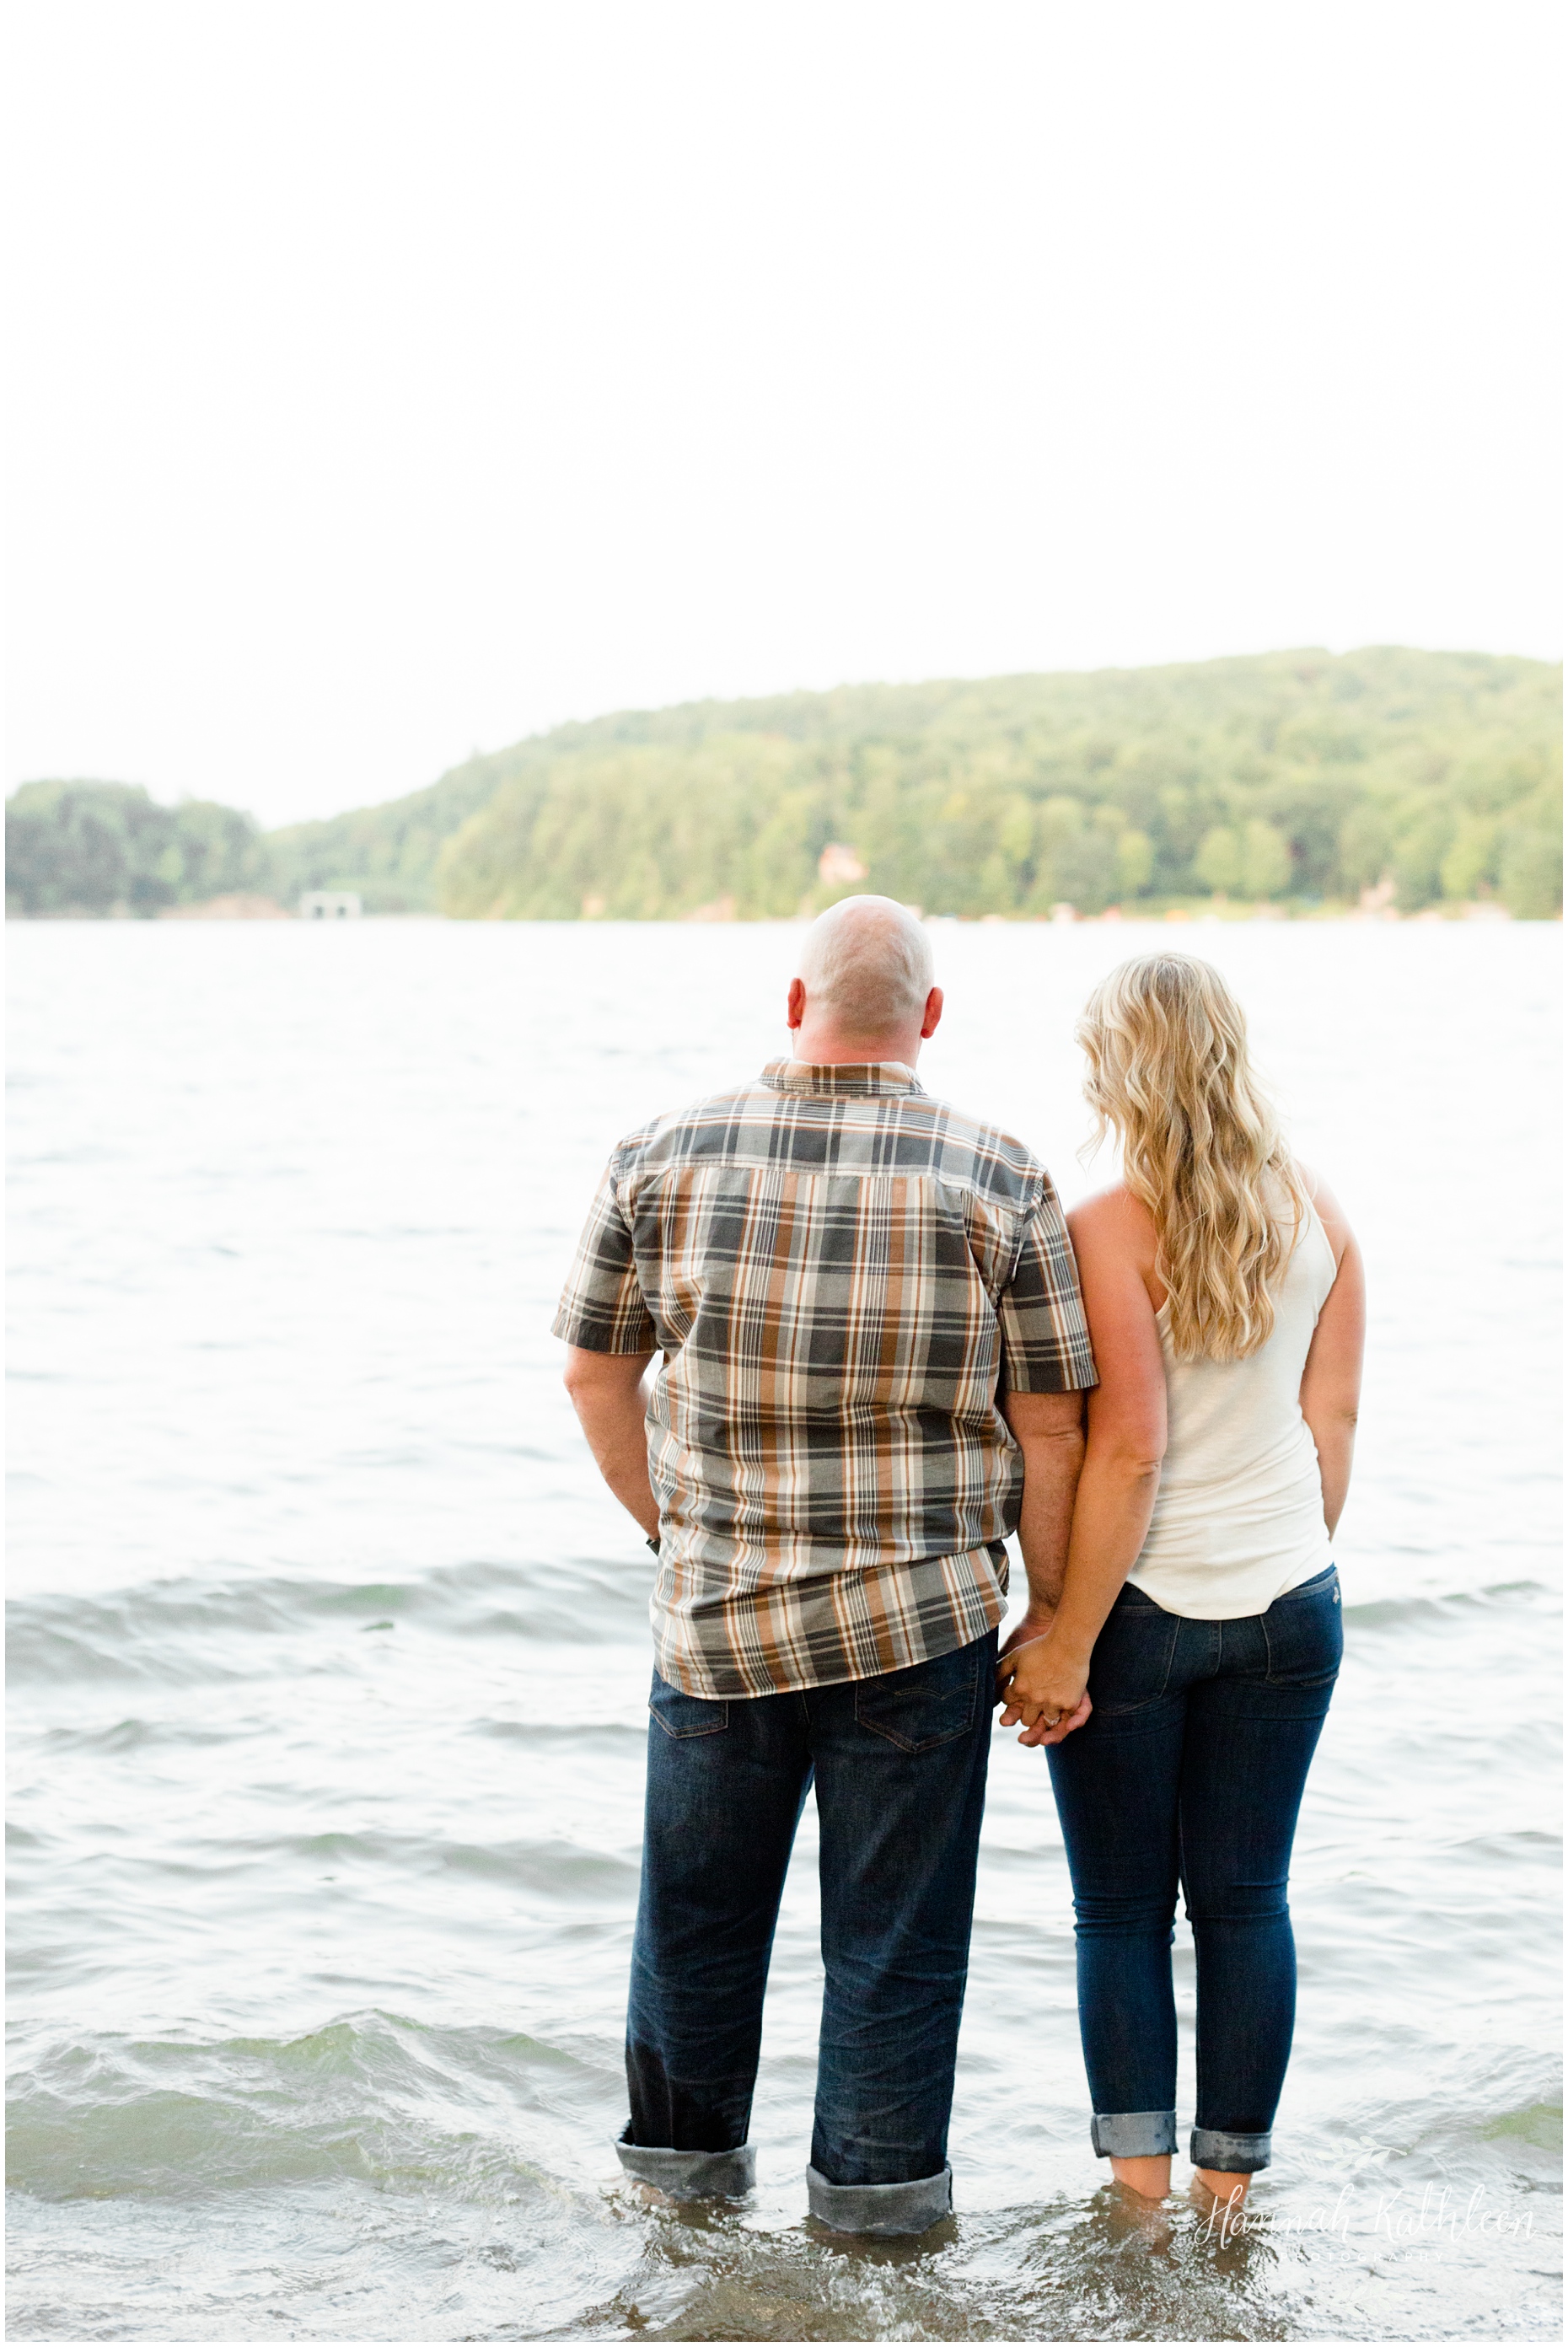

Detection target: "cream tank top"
[1125, 1199, 1339, 1619]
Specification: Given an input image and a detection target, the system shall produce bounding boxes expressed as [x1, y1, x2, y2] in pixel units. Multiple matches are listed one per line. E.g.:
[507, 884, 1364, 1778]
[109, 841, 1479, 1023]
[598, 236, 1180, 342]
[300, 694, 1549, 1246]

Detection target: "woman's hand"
[996, 1625, 1093, 1747]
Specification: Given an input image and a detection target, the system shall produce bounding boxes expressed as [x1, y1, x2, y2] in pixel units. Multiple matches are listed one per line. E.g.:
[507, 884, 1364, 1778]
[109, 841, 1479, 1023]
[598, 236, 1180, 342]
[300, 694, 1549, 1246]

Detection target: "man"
[554, 895, 1096, 2236]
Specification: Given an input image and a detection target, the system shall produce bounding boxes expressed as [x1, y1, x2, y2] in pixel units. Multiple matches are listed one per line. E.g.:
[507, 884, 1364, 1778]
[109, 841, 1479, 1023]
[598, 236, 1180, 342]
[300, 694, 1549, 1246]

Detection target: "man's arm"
[562, 1345, 660, 1538]
[1000, 1388, 1087, 1633]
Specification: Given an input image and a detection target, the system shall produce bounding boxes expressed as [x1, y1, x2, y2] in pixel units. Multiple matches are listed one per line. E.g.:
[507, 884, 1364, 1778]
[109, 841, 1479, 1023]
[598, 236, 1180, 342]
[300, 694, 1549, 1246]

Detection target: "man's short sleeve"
[551, 1164, 658, 1355]
[998, 1180, 1098, 1394]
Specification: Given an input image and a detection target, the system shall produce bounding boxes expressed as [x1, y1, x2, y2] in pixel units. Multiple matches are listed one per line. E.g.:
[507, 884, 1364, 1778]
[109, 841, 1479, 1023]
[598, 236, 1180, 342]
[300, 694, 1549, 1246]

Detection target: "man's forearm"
[581, 1405, 660, 1535]
[1012, 1426, 1086, 1616]
[563, 1349, 660, 1537]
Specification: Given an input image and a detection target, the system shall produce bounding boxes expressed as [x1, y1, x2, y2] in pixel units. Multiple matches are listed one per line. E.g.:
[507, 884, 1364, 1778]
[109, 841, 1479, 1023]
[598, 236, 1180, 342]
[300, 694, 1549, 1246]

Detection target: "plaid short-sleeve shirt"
[553, 1057, 1097, 1698]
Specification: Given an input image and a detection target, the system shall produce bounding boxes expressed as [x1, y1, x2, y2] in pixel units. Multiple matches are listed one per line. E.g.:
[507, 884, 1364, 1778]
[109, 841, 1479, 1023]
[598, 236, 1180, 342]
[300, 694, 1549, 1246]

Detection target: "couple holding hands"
[557, 896, 1363, 2235]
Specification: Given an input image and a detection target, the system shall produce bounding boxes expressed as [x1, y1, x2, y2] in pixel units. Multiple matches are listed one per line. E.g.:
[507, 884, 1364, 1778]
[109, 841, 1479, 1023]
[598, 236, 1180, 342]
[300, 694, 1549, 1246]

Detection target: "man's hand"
[996, 1626, 1093, 1748]
[999, 1603, 1056, 1662]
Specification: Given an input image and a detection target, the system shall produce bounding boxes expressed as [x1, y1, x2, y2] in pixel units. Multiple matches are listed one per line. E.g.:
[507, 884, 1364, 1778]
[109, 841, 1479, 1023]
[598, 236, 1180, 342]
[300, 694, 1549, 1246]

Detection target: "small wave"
[1343, 1580, 1560, 1631]
[190, 1829, 638, 1899]
[6, 1555, 652, 1688]
[32, 1716, 243, 1758]
[470, 1716, 647, 1747]
[6, 2011, 619, 2204]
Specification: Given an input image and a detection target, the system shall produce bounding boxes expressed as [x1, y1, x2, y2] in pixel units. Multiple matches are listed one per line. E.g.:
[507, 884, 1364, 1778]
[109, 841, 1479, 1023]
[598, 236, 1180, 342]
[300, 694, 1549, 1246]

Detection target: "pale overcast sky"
[6, 0, 1560, 829]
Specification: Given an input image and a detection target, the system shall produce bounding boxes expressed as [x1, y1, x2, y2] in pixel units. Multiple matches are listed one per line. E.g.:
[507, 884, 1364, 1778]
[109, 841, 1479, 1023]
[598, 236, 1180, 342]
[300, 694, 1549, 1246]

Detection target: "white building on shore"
[298, 892, 362, 920]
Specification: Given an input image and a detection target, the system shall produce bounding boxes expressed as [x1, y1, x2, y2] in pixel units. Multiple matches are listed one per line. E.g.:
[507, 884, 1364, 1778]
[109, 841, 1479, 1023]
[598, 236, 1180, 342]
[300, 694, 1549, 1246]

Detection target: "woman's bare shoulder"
[1296, 1162, 1355, 1266]
[1067, 1183, 1157, 1260]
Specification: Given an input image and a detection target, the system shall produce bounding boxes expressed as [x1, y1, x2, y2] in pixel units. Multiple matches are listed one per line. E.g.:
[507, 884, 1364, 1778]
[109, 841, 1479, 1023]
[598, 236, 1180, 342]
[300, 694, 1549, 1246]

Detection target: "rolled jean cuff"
[807, 2162, 952, 2236]
[1090, 2108, 1178, 2159]
[1190, 2127, 1271, 2173]
[615, 2135, 755, 2199]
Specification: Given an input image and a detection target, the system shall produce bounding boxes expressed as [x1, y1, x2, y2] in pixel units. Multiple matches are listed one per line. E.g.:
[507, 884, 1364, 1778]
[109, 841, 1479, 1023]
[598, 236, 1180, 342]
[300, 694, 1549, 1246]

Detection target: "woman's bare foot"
[1109, 2154, 1172, 2200]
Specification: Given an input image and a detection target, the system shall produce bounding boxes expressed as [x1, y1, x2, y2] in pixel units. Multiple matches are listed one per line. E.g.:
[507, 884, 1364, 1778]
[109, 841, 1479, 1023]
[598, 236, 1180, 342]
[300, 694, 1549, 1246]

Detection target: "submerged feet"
[1193, 2167, 1252, 2237]
[1109, 2153, 1252, 2220]
[1109, 2154, 1172, 2200]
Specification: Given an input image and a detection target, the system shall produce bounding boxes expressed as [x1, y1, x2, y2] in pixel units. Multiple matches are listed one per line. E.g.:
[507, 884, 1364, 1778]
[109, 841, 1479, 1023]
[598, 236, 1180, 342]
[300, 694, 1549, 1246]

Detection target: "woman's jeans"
[1047, 1566, 1342, 2174]
[619, 1629, 996, 2234]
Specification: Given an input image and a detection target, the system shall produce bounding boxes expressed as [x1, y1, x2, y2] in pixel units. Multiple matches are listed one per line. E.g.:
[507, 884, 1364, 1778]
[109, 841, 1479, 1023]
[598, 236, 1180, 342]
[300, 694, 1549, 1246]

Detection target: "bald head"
[789, 895, 940, 1061]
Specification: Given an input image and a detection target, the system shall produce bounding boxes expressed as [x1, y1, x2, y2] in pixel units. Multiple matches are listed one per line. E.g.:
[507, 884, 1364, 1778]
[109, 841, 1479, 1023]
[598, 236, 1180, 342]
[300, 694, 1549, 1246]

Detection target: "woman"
[998, 953, 1364, 2211]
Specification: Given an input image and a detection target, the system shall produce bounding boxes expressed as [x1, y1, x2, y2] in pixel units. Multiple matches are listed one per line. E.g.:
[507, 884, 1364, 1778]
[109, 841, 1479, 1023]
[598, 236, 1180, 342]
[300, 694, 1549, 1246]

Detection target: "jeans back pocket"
[1260, 1568, 1344, 1689]
[649, 1672, 730, 1738]
[1087, 1592, 1181, 1716]
[854, 1637, 981, 1752]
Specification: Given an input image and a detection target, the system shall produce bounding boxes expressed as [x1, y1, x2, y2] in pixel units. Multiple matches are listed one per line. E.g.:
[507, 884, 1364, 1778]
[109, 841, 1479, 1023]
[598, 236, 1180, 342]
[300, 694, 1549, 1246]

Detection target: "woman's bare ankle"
[1194, 2166, 1251, 2209]
[1109, 2153, 1171, 2199]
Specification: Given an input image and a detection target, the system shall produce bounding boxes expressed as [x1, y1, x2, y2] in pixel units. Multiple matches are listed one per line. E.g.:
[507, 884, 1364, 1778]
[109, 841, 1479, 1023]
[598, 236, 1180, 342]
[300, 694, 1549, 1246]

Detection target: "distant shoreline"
[8, 900, 1554, 926]
[8, 647, 1560, 923]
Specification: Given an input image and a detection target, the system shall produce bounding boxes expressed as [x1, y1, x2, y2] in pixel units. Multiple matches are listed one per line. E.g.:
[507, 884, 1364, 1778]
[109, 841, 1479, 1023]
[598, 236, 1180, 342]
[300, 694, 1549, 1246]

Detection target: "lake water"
[6, 916, 1561, 2343]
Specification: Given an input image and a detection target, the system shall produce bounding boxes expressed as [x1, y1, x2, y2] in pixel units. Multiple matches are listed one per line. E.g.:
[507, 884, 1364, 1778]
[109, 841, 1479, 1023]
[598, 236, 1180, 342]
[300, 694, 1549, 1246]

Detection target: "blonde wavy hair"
[1077, 954, 1308, 1362]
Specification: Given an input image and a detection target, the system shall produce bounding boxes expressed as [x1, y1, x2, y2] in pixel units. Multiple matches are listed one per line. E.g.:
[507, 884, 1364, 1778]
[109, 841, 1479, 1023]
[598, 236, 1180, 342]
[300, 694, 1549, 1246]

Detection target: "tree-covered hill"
[8, 647, 1561, 918]
[429, 648, 1560, 919]
[4, 781, 268, 916]
[263, 755, 512, 915]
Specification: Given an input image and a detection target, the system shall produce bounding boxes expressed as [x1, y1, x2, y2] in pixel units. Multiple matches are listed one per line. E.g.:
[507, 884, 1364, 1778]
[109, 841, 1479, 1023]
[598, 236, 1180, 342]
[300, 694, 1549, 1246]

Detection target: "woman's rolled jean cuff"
[1190, 2127, 1271, 2173]
[807, 2162, 952, 2236]
[1090, 2109, 1178, 2159]
[615, 2134, 755, 2199]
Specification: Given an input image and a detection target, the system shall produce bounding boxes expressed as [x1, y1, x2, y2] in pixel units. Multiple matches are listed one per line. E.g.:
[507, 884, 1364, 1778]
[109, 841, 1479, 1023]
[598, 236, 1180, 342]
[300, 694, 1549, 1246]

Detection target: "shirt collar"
[760, 1056, 924, 1099]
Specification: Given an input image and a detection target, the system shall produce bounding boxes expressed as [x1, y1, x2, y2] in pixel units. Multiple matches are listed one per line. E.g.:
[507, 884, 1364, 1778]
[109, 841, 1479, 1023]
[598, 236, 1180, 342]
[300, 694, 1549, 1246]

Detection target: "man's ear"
[787, 976, 807, 1031]
[920, 986, 944, 1040]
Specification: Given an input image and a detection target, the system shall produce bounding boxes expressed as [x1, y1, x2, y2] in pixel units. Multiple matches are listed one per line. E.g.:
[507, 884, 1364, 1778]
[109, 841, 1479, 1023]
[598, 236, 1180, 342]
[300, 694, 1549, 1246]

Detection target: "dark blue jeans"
[1046, 1566, 1342, 2173]
[623, 1630, 996, 2215]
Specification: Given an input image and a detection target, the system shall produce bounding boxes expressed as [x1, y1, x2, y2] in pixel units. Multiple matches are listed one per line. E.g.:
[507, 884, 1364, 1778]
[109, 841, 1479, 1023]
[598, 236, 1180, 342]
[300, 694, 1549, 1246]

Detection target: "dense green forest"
[4, 780, 268, 916]
[8, 648, 1561, 918]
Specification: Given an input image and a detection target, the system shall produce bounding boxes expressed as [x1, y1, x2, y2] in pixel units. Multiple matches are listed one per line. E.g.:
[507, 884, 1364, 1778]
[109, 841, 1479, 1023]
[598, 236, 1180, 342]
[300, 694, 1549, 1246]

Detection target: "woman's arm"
[1297, 1172, 1365, 1540]
[998, 1187, 1168, 1745]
